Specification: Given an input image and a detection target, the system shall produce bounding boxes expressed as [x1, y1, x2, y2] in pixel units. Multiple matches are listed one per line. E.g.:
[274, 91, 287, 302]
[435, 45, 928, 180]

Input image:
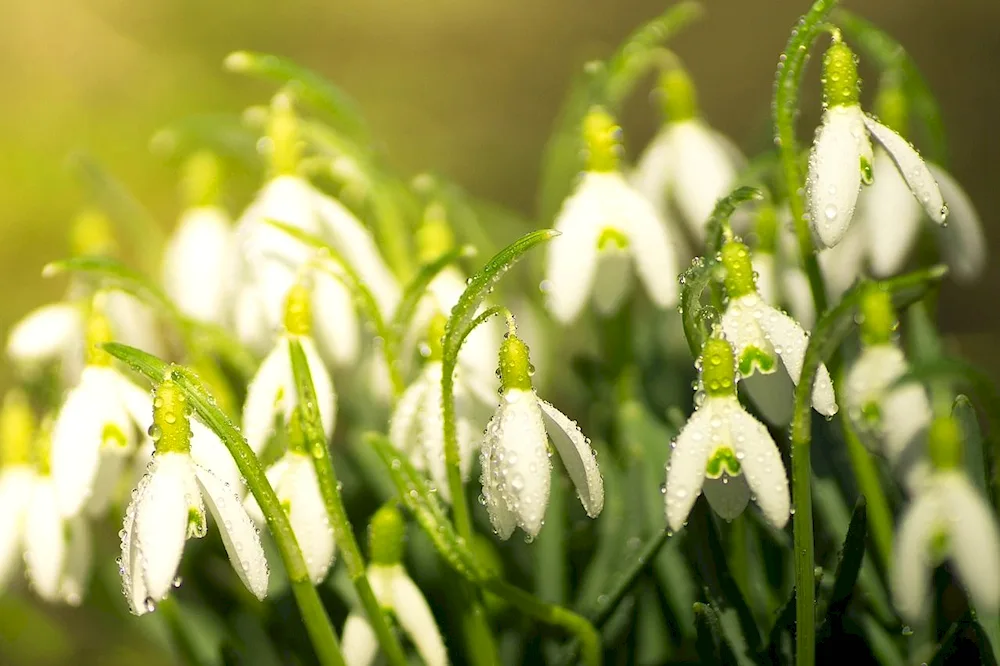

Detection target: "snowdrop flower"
[844, 287, 930, 489]
[665, 335, 790, 531]
[631, 66, 744, 241]
[892, 418, 1000, 622]
[50, 309, 156, 517]
[233, 94, 398, 364]
[807, 35, 947, 249]
[480, 331, 604, 540]
[544, 106, 678, 324]
[389, 315, 494, 502]
[719, 238, 837, 424]
[120, 377, 268, 615]
[242, 283, 336, 457]
[342, 505, 447, 666]
[162, 152, 235, 325]
[244, 410, 334, 584]
[0, 391, 39, 591]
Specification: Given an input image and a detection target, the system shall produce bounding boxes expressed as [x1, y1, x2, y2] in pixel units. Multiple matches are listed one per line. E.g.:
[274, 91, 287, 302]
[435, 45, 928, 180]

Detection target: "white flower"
[232, 174, 399, 363]
[631, 119, 743, 241]
[892, 471, 1000, 622]
[545, 171, 678, 324]
[752, 250, 815, 331]
[389, 360, 493, 502]
[845, 344, 931, 489]
[480, 386, 604, 540]
[341, 564, 448, 666]
[162, 205, 235, 325]
[721, 291, 837, 424]
[807, 58, 946, 249]
[0, 464, 35, 590]
[119, 450, 269, 615]
[244, 451, 334, 584]
[242, 334, 336, 457]
[50, 365, 154, 517]
[24, 476, 92, 605]
[928, 164, 986, 283]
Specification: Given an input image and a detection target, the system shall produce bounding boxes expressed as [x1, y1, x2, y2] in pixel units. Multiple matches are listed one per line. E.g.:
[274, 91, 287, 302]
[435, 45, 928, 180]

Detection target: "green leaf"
[820, 497, 868, 627]
[585, 527, 671, 628]
[954, 395, 988, 495]
[365, 432, 489, 582]
[703, 185, 764, 256]
[224, 51, 371, 142]
[678, 257, 722, 357]
[860, 614, 905, 666]
[833, 10, 948, 165]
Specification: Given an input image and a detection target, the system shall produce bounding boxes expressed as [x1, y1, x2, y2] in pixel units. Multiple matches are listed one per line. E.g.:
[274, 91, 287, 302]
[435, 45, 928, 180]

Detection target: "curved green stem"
[288, 339, 409, 666]
[773, 0, 838, 320]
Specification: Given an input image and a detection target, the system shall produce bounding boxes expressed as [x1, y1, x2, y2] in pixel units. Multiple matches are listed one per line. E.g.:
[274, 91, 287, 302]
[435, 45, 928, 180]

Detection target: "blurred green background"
[0, 0, 997, 663]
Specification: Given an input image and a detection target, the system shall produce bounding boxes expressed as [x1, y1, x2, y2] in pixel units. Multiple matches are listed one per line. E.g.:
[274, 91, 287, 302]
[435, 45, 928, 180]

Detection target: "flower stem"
[840, 408, 894, 571]
[287, 339, 409, 666]
[773, 0, 838, 320]
[790, 430, 816, 666]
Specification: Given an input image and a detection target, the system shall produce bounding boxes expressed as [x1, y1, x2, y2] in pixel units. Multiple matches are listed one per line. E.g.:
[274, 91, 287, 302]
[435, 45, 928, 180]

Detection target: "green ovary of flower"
[582, 106, 621, 173]
[283, 283, 313, 337]
[369, 504, 406, 566]
[658, 67, 698, 123]
[720, 240, 756, 299]
[498, 334, 533, 392]
[705, 446, 742, 479]
[151, 379, 192, 455]
[822, 40, 860, 109]
[701, 337, 737, 398]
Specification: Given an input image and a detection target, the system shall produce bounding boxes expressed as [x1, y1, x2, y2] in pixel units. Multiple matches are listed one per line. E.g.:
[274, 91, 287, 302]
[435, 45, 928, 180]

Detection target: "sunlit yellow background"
[1, 0, 997, 663]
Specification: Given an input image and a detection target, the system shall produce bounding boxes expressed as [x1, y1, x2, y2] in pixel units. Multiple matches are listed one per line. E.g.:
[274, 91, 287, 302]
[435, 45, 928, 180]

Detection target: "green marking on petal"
[187, 506, 207, 539]
[705, 446, 742, 479]
[102, 423, 129, 450]
[861, 400, 881, 429]
[597, 227, 629, 250]
[929, 526, 949, 564]
[860, 155, 874, 185]
[739, 346, 776, 376]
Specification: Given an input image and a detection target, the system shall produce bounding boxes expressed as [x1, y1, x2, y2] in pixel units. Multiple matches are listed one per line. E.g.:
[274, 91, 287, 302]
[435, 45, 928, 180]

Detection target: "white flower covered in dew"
[342, 505, 448, 666]
[120, 377, 268, 615]
[49, 310, 157, 518]
[232, 94, 399, 365]
[244, 410, 334, 584]
[807, 36, 947, 250]
[719, 238, 837, 425]
[242, 283, 336, 458]
[631, 66, 744, 242]
[544, 106, 678, 324]
[480, 332, 604, 540]
[892, 417, 1000, 623]
[844, 287, 931, 490]
[0, 393, 92, 605]
[665, 335, 790, 531]
[390, 315, 494, 502]
[162, 151, 235, 326]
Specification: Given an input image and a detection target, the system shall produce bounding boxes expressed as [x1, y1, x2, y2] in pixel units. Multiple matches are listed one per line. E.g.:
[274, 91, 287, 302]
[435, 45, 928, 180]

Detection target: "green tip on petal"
[368, 503, 406, 566]
[928, 415, 962, 471]
[720, 239, 756, 299]
[498, 334, 533, 392]
[151, 378, 192, 455]
[700, 336, 737, 398]
[582, 106, 621, 173]
[822, 40, 860, 109]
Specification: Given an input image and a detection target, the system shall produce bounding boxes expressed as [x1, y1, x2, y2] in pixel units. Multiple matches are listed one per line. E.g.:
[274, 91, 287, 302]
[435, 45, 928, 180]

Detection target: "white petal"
[59, 516, 91, 606]
[300, 336, 337, 442]
[84, 445, 130, 517]
[279, 453, 335, 584]
[194, 463, 269, 599]
[537, 400, 604, 517]
[929, 164, 986, 283]
[862, 115, 946, 224]
[755, 302, 838, 416]
[190, 421, 243, 495]
[591, 246, 633, 316]
[702, 475, 750, 522]
[390, 568, 449, 666]
[941, 474, 1000, 614]
[630, 130, 674, 213]
[664, 404, 717, 532]
[103, 291, 166, 360]
[24, 479, 66, 602]
[807, 105, 868, 248]
[418, 366, 451, 500]
[311, 270, 361, 367]
[5, 303, 82, 369]
[782, 268, 816, 330]
[137, 454, 196, 602]
[667, 120, 740, 240]
[892, 489, 939, 622]
[479, 409, 516, 540]
[720, 296, 776, 377]
[0, 468, 33, 588]
[859, 148, 923, 277]
[389, 371, 430, 466]
[110, 370, 155, 434]
[341, 612, 379, 666]
[624, 188, 679, 309]
[480, 390, 551, 539]
[243, 458, 289, 526]
[728, 405, 790, 529]
[753, 253, 778, 306]
[120, 468, 150, 614]
[818, 222, 867, 300]
[545, 176, 605, 324]
[162, 206, 234, 324]
[242, 338, 289, 455]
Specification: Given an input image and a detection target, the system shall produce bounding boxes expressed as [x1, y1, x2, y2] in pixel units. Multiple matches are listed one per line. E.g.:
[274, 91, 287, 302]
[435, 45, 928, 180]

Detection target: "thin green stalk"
[773, 0, 838, 318]
[840, 409, 893, 571]
[790, 429, 817, 666]
[288, 339, 409, 666]
[487, 579, 602, 666]
[101, 345, 345, 666]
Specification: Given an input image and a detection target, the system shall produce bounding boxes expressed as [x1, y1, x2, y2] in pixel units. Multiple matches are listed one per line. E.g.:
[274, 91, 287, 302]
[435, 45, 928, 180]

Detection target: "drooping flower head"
[719, 237, 837, 424]
[544, 106, 678, 324]
[120, 376, 268, 615]
[807, 34, 947, 249]
[631, 64, 744, 242]
[665, 334, 790, 531]
[342, 505, 448, 666]
[480, 331, 604, 540]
